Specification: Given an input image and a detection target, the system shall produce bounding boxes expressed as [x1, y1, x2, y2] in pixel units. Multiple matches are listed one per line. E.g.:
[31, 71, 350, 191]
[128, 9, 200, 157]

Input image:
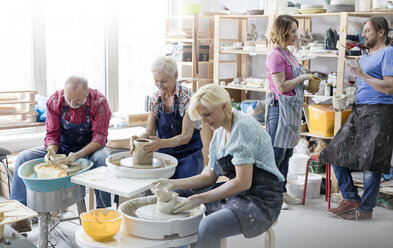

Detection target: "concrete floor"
[10, 194, 392, 248]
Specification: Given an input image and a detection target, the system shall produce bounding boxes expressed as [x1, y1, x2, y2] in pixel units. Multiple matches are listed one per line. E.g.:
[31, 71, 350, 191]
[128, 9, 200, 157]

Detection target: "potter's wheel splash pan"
[106, 152, 178, 179]
[119, 196, 205, 240]
[18, 158, 93, 192]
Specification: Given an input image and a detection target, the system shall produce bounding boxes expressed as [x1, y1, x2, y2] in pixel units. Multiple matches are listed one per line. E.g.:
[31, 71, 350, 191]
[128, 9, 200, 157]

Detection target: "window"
[0, 0, 33, 91]
[45, 0, 106, 96]
[118, 0, 167, 114]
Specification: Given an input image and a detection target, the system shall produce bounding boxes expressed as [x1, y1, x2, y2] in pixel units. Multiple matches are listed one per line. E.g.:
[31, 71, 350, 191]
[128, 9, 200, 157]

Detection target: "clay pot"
[153, 189, 179, 215]
[132, 138, 153, 165]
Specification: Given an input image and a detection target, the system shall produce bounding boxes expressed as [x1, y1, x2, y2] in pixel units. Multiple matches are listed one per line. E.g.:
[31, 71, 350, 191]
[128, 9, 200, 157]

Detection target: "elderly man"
[321, 16, 393, 220]
[11, 76, 112, 211]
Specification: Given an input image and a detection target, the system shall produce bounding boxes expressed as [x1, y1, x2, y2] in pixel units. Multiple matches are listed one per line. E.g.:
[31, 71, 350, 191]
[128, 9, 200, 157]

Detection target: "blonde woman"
[153, 84, 283, 248]
[266, 15, 315, 209]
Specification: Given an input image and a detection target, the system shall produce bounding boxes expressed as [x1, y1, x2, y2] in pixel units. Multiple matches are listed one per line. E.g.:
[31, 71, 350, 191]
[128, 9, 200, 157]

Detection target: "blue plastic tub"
[18, 158, 93, 192]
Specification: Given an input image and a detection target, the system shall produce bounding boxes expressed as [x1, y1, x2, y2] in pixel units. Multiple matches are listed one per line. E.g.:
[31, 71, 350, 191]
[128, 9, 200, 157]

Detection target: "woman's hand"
[142, 136, 163, 155]
[172, 195, 204, 214]
[151, 178, 176, 191]
[129, 135, 139, 154]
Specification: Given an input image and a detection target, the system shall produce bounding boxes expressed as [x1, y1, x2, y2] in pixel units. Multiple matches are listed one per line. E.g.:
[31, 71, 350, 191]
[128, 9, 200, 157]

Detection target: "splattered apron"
[204, 155, 282, 238]
[320, 104, 393, 174]
[59, 106, 92, 155]
[156, 98, 203, 179]
[266, 47, 305, 149]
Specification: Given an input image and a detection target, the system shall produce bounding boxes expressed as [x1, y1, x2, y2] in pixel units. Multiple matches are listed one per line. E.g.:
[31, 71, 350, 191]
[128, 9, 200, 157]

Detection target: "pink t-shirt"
[266, 47, 301, 96]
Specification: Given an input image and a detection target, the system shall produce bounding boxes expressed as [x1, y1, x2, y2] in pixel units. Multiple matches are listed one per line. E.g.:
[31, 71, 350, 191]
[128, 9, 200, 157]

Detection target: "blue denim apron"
[156, 97, 203, 179]
[59, 106, 92, 154]
[206, 155, 282, 238]
[266, 47, 305, 149]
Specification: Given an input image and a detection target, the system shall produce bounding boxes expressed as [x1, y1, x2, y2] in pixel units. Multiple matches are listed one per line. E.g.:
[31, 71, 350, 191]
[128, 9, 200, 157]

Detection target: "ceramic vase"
[133, 138, 153, 165]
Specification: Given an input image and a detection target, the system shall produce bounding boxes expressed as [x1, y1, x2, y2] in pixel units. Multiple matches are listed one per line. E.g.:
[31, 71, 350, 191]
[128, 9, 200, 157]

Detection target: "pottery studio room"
[1, 0, 393, 247]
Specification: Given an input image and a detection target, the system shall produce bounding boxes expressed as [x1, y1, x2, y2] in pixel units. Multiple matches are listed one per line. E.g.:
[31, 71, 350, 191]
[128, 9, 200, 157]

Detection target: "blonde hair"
[270, 15, 298, 47]
[151, 56, 178, 77]
[188, 84, 232, 121]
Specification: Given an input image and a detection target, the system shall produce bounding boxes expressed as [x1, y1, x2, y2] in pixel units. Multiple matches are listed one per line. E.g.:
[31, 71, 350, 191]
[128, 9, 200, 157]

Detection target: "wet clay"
[132, 138, 153, 165]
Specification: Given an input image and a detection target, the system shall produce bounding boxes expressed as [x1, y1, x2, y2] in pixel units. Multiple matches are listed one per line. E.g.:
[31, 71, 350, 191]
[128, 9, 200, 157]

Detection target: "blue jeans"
[176, 188, 241, 248]
[333, 165, 381, 213]
[267, 101, 294, 193]
[10, 146, 111, 208]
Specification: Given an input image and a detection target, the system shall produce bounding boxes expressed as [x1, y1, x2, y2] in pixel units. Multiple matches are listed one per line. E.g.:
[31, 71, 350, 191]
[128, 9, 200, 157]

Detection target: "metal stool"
[221, 221, 277, 248]
[0, 147, 12, 197]
[302, 153, 331, 209]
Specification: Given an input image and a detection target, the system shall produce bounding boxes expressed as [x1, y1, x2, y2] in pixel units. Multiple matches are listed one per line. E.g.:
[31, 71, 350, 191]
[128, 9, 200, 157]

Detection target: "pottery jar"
[133, 138, 154, 165]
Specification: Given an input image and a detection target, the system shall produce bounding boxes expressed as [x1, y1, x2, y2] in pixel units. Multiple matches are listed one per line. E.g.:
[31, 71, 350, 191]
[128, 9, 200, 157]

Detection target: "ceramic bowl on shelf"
[247, 9, 264, 15]
[298, 8, 327, 14]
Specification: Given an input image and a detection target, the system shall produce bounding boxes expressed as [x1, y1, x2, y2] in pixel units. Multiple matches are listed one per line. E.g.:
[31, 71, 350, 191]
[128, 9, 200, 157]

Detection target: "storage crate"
[308, 105, 351, 137]
[308, 161, 326, 173]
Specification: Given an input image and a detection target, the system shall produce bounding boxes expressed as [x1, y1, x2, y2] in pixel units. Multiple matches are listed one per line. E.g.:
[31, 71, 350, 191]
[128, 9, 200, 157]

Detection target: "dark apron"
[59, 106, 92, 155]
[205, 155, 282, 238]
[320, 104, 393, 174]
[156, 97, 203, 179]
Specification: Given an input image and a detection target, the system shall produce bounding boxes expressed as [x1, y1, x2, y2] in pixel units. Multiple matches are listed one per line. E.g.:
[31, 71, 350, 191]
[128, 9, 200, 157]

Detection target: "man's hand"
[65, 152, 77, 165]
[44, 147, 57, 163]
[172, 195, 203, 214]
[346, 58, 364, 78]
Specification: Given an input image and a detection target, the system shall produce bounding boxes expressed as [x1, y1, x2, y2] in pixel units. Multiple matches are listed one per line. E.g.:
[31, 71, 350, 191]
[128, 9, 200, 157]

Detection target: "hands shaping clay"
[152, 188, 179, 215]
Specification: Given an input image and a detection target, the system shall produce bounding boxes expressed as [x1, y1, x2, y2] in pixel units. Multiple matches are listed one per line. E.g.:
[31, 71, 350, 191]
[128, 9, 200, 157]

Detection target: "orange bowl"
[80, 209, 122, 241]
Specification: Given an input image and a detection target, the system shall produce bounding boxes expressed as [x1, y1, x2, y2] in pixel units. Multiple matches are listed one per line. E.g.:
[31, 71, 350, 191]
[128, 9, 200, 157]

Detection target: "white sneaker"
[283, 193, 302, 205]
[281, 202, 288, 210]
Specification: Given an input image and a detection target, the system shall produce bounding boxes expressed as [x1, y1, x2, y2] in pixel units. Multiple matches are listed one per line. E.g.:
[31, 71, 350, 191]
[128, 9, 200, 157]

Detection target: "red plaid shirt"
[44, 88, 111, 148]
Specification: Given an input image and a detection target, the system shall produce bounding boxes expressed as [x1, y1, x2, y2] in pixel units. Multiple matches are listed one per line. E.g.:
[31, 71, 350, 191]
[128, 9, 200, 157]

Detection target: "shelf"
[0, 121, 44, 130]
[301, 132, 333, 140]
[0, 90, 37, 94]
[0, 100, 37, 105]
[220, 15, 270, 19]
[348, 11, 393, 17]
[0, 110, 37, 116]
[220, 50, 269, 55]
[291, 13, 340, 18]
[345, 55, 362, 59]
[304, 95, 332, 99]
[165, 38, 193, 43]
[223, 85, 266, 92]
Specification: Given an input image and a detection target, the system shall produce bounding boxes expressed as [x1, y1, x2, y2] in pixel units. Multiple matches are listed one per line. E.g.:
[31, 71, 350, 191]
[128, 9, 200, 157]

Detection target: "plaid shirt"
[148, 82, 202, 129]
[45, 88, 111, 148]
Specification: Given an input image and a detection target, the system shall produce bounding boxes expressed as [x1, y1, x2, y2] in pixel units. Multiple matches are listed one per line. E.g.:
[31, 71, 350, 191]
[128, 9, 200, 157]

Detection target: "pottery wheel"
[66, 164, 83, 175]
[120, 157, 164, 169]
[135, 204, 189, 220]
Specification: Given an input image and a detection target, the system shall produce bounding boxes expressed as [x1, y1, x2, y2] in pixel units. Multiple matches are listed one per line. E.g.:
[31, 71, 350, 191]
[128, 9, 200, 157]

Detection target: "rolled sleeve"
[231, 144, 255, 166]
[91, 100, 111, 147]
[44, 96, 61, 148]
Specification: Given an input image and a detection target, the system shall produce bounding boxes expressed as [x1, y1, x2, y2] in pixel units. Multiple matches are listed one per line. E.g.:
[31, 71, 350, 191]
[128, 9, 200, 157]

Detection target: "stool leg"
[221, 238, 227, 248]
[327, 164, 331, 209]
[264, 227, 275, 248]
[302, 159, 311, 205]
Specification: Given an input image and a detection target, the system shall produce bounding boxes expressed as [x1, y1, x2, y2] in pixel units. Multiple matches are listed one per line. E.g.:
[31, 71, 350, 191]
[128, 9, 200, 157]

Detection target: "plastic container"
[181, 3, 202, 15]
[287, 173, 322, 199]
[308, 105, 351, 137]
[288, 153, 309, 176]
[80, 209, 122, 241]
[241, 100, 258, 114]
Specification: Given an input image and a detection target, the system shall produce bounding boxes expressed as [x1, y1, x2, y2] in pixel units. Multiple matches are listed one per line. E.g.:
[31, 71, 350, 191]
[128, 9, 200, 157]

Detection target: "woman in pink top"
[266, 15, 314, 210]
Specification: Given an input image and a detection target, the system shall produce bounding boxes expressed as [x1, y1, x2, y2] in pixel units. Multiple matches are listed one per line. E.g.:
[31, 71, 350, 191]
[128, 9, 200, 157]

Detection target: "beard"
[64, 96, 86, 109]
[364, 36, 377, 48]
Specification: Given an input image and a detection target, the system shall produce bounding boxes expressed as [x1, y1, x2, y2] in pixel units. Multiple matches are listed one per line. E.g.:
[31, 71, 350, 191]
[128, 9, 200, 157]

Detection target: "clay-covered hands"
[346, 58, 364, 78]
[44, 147, 56, 164]
[151, 178, 176, 191]
[129, 135, 139, 154]
[171, 195, 203, 214]
[142, 136, 163, 155]
[305, 74, 320, 94]
[64, 152, 77, 165]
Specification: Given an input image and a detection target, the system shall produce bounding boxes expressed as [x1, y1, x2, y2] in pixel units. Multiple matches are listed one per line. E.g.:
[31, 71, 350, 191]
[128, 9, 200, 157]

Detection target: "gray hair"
[151, 56, 178, 77]
[64, 76, 88, 92]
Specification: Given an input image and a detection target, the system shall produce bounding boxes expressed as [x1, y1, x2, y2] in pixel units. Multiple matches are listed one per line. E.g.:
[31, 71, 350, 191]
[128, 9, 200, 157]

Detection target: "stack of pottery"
[326, 0, 355, 12]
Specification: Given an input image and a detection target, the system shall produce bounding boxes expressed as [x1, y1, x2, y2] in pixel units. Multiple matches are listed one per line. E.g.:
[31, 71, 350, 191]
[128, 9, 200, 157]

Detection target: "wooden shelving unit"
[165, 15, 216, 92]
[0, 90, 44, 130]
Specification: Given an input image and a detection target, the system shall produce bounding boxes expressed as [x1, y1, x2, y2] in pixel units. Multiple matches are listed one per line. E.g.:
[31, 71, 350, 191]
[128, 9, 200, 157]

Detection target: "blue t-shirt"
[356, 46, 393, 104]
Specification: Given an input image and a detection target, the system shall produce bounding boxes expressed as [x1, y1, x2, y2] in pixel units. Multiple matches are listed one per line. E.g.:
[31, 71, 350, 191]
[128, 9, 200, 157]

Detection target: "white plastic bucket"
[288, 153, 309, 176]
[287, 173, 322, 199]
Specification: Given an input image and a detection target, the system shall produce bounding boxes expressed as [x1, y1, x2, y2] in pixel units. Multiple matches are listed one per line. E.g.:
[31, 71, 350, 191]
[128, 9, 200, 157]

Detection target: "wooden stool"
[302, 154, 331, 209]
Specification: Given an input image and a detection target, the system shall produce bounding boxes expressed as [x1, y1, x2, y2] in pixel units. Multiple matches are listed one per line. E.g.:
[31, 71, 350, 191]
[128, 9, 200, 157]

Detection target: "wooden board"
[0, 200, 38, 226]
[127, 113, 148, 127]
